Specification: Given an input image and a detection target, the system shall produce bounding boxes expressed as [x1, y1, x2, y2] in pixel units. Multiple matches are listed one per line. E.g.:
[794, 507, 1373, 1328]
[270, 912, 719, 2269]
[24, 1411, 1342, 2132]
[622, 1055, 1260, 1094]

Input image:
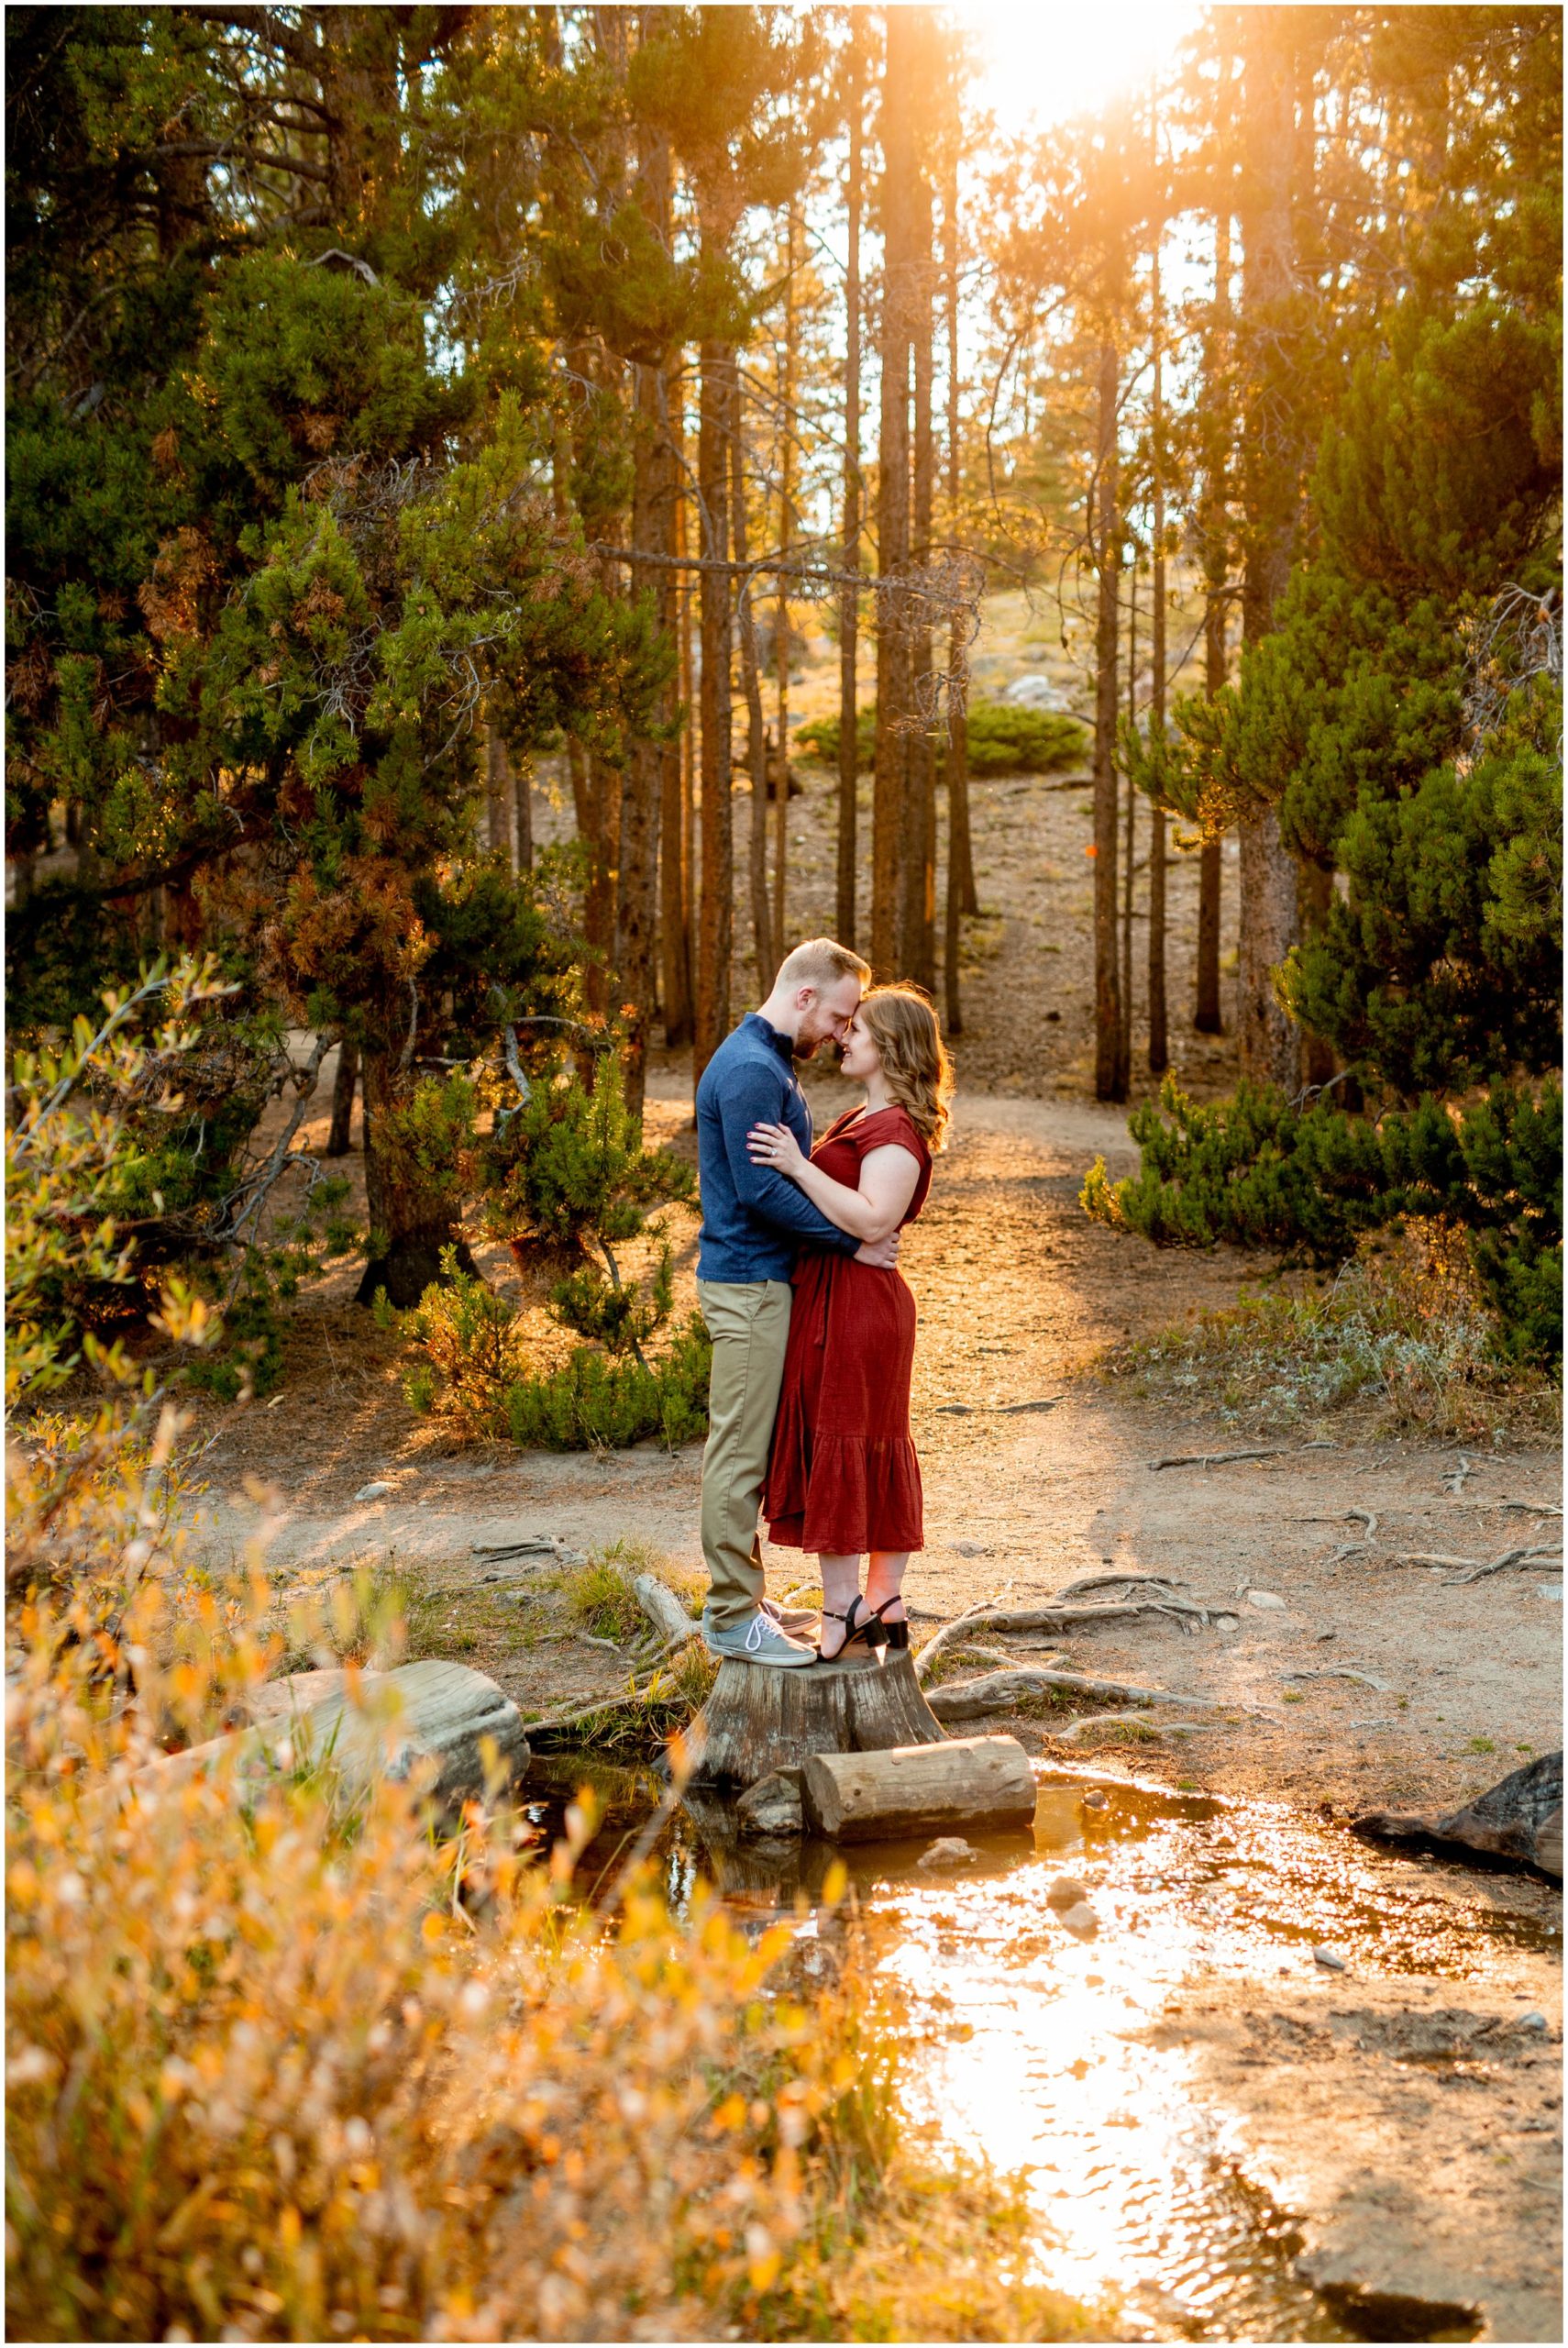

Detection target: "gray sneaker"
[702, 1608, 817, 1667]
[760, 1594, 820, 1638]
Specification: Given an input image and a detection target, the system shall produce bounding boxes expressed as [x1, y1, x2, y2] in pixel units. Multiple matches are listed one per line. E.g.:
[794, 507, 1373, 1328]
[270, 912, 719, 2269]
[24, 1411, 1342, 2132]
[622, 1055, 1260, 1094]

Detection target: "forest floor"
[171, 609, 1561, 2342]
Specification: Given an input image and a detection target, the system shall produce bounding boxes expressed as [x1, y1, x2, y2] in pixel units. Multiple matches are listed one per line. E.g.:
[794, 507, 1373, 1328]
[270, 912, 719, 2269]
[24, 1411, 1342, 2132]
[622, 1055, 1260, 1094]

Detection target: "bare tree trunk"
[357, 1036, 477, 1309]
[1092, 336, 1125, 1102]
[837, 24, 864, 947]
[620, 100, 678, 1122]
[943, 139, 968, 1033]
[1147, 130, 1168, 1076]
[873, 6, 916, 975]
[326, 1038, 359, 1157]
[663, 462, 694, 1047]
[773, 210, 799, 958]
[900, 139, 936, 992]
[731, 372, 773, 984]
[1195, 134, 1232, 1037]
[1121, 561, 1137, 1074]
[485, 720, 512, 859]
[694, 339, 734, 1081]
[513, 754, 533, 873]
[1237, 6, 1301, 1090]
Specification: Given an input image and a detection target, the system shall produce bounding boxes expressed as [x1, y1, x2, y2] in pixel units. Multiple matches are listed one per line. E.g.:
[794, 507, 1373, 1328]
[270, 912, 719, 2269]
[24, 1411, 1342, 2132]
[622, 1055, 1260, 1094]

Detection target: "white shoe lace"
[744, 1612, 767, 1655]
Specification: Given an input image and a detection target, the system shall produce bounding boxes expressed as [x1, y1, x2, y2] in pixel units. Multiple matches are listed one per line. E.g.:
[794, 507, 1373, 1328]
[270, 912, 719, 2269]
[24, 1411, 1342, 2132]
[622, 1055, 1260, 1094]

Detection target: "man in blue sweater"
[695, 936, 898, 1665]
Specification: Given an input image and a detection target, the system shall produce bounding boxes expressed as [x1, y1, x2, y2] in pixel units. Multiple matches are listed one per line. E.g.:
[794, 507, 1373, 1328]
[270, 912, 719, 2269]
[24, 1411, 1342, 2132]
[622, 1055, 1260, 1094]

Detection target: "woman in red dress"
[745, 985, 954, 1660]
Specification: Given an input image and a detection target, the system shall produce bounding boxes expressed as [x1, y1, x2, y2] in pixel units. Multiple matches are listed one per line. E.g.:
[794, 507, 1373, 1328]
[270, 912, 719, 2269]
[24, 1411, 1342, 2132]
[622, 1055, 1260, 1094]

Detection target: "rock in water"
[1313, 1945, 1348, 1972]
[1056, 1900, 1100, 1941]
[1046, 1875, 1091, 1913]
[1352, 1749, 1562, 1877]
[736, 1769, 804, 1840]
[916, 1837, 979, 1871]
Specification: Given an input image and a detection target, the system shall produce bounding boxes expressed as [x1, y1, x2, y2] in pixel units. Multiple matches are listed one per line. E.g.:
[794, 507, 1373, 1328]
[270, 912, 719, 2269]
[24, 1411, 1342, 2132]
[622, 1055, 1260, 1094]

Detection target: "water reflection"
[521, 1755, 1558, 2342]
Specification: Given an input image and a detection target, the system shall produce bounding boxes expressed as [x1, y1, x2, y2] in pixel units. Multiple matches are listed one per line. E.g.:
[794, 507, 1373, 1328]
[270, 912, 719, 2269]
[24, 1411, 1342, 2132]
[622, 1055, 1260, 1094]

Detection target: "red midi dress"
[763, 1104, 933, 1556]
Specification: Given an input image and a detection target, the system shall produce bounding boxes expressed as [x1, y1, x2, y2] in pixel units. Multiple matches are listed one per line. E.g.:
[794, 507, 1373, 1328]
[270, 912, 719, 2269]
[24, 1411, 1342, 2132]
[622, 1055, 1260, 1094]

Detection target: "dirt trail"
[192, 1071, 1560, 1822]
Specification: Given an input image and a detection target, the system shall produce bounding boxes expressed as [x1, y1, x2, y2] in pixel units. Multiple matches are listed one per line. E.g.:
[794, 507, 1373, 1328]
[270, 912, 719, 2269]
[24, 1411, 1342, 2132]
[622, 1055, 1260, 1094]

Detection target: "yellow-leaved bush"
[6, 1572, 884, 2343]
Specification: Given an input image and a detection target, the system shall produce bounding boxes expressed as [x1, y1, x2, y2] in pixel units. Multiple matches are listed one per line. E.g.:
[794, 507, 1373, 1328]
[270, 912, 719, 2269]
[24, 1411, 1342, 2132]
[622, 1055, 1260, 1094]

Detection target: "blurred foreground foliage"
[5, 1007, 1095, 2345]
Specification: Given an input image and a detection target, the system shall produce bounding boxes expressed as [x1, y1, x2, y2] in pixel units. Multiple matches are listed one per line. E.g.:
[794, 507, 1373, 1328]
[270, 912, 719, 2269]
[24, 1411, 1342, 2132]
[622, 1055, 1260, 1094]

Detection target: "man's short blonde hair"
[775, 937, 872, 993]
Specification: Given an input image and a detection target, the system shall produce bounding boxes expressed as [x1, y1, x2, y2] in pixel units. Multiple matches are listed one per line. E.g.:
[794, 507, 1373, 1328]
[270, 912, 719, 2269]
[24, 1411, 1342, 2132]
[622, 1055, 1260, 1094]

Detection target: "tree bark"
[357, 1035, 476, 1308]
[836, 25, 864, 948]
[731, 371, 773, 984]
[900, 133, 937, 994]
[663, 463, 694, 1047]
[1122, 559, 1137, 1073]
[872, 6, 917, 976]
[773, 210, 799, 958]
[326, 1037, 359, 1157]
[1092, 336, 1126, 1102]
[944, 132, 977, 1003]
[484, 720, 510, 858]
[1237, 6, 1302, 1090]
[694, 339, 734, 1081]
[1147, 149, 1169, 1075]
[620, 105, 678, 1121]
[1195, 110, 1234, 1037]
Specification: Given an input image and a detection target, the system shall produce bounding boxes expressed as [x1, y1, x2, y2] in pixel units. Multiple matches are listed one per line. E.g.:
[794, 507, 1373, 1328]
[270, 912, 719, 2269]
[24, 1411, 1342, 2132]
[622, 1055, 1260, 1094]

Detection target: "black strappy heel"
[816, 1594, 886, 1661]
[866, 1597, 911, 1652]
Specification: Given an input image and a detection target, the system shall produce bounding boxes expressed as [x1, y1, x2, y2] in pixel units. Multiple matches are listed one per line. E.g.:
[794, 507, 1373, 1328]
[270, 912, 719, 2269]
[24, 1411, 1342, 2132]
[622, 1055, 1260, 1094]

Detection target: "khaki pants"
[696, 1279, 793, 1630]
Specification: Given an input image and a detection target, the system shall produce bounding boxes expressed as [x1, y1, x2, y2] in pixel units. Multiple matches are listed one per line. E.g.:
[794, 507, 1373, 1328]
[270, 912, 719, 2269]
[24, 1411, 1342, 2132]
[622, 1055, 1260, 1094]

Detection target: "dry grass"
[1099, 1223, 1561, 1446]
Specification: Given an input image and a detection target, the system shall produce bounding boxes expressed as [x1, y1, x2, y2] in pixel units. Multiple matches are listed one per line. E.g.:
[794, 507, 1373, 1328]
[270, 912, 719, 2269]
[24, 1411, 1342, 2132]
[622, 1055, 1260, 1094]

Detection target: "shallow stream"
[521, 1755, 1560, 2342]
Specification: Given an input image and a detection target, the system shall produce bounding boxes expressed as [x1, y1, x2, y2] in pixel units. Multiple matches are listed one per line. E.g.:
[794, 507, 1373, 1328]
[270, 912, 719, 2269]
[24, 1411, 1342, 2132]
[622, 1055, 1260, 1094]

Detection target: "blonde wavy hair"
[859, 985, 955, 1152]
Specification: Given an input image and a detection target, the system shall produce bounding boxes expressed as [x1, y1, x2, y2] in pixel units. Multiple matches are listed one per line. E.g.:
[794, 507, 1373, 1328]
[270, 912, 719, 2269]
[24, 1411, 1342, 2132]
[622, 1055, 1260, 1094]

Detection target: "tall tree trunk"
[513, 752, 533, 872]
[620, 96, 677, 1120]
[943, 142, 968, 1033]
[873, 6, 917, 975]
[1092, 336, 1125, 1102]
[1237, 6, 1301, 1090]
[694, 338, 734, 1080]
[1147, 119, 1168, 1076]
[485, 720, 513, 859]
[837, 23, 864, 947]
[1121, 559, 1137, 1072]
[326, 1038, 359, 1157]
[356, 1034, 476, 1308]
[773, 210, 799, 958]
[732, 372, 773, 983]
[663, 458, 695, 1047]
[1195, 94, 1233, 1037]
[900, 138, 936, 992]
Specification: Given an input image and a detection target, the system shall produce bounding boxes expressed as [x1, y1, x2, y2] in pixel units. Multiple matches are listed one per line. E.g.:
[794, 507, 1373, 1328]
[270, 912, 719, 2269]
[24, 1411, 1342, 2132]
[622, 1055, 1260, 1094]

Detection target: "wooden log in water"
[801, 1734, 1036, 1844]
[692, 1649, 946, 1786]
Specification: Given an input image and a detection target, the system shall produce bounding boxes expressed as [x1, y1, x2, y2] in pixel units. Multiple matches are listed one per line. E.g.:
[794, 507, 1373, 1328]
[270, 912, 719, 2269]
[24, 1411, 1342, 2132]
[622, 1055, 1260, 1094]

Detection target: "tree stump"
[691, 1651, 946, 1787]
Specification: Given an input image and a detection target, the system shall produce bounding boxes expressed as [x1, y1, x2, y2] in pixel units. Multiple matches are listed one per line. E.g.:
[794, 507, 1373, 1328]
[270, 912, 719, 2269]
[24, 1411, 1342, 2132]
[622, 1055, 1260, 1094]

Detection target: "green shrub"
[1083, 1073, 1562, 1367]
[795, 698, 1088, 778]
[500, 1312, 712, 1451]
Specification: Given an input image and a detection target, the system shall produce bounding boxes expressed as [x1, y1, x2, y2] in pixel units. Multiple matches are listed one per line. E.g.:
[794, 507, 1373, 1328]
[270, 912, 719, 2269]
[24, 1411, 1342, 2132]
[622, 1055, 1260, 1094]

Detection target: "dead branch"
[1280, 1667, 1392, 1691]
[912, 1587, 1014, 1682]
[926, 1664, 1275, 1723]
[1149, 1446, 1287, 1469]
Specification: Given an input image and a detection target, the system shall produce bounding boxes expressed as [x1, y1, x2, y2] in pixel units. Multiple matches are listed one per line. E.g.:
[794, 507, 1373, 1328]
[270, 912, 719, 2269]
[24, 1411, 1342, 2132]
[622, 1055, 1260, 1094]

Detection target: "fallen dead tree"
[925, 1664, 1272, 1726]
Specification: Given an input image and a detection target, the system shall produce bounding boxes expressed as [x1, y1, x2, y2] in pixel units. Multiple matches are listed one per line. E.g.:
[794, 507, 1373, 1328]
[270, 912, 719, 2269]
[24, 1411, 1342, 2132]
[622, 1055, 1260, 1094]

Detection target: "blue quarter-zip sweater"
[695, 1013, 861, 1281]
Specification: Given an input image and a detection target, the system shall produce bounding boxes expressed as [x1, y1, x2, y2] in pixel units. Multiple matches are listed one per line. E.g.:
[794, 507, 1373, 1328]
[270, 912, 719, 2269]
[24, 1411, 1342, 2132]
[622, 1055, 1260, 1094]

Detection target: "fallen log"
[1353, 1750, 1562, 1878]
[801, 1735, 1035, 1844]
[633, 1571, 700, 1647]
[692, 1649, 946, 1786]
[926, 1665, 1264, 1725]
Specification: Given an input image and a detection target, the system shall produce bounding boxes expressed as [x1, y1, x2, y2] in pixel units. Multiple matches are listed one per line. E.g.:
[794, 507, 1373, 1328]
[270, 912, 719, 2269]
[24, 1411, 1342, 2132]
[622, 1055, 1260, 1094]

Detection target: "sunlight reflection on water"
[526, 1755, 1558, 2342]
